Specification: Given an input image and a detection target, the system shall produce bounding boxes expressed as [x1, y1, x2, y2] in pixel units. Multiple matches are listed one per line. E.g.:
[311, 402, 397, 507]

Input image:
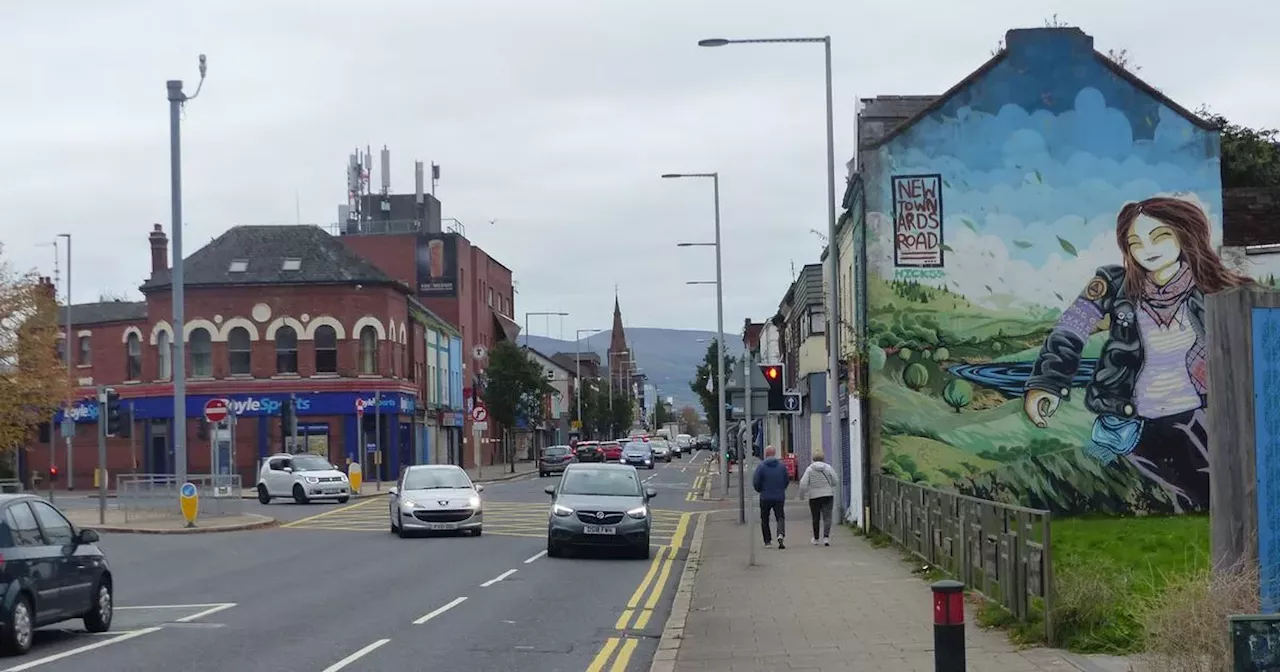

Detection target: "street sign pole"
[374, 391, 381, 490]
[741, 353, 751, 527]
[96, 386, 107, 525]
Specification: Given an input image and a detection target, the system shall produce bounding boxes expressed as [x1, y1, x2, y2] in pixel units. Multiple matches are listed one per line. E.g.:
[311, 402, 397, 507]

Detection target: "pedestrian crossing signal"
[759, 365, 785, 411]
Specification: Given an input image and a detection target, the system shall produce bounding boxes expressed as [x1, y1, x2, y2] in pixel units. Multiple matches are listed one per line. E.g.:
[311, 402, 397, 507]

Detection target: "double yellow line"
[586, 512, 694, 671]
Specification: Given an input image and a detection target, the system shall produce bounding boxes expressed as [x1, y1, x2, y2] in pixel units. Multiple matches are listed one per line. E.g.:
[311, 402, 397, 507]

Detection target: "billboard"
[416, 234, 457, 296]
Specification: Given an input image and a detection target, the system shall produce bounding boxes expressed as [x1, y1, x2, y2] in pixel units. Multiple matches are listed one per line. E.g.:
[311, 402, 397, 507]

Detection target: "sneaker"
[822, 537, 830, 546]
[777, 536, 786, 550]
[811, 538, 819, 545]
[764, 541, 773, 548]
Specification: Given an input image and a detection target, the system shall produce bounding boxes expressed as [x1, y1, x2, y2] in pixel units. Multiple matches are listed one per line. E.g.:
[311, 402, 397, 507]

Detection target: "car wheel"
[636, 541, 651, 560]
[473, 527, 483, 537]
[391, 518, 398, 533]
[257, 484, 271, 505]
[292, 484, 309, 505]
[336, 496, 350, 504]
[547, 540, 563, 558]
[2, 594, 33, 656]
[539, 471, 547, 477]
[398, 522, 411, 538]
[83, 580, 112, 633]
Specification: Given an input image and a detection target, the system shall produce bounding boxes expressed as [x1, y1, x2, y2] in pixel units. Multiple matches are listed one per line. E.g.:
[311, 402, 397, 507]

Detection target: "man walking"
[752, 445, 790, 549]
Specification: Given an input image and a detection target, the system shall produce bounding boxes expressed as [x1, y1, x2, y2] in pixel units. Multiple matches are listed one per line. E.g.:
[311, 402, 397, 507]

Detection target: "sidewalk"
[664, 503, 1121, 672]
[64, 508, 275, 534]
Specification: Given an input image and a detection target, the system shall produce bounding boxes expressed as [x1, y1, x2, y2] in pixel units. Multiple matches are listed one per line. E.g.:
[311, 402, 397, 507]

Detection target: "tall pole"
[741, 353, 750, 525]
[58, 234, 71, 492]
[821, 37, 845, 523]
[712, 173, 729, 499]
[168, 79, 188, 486]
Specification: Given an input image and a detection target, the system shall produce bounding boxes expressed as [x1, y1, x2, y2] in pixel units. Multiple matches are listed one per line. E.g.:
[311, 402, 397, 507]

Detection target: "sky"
[2, 0, 1276, 342]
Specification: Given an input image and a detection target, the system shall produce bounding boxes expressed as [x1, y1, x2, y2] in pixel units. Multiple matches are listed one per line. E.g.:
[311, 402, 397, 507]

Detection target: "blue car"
[621, 442, 654, 470]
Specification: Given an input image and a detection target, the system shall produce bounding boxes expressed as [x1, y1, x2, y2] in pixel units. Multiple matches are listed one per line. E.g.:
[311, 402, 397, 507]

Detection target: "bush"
[868, 347, 887, 372]
[903, 363, 929, 390]
[1139, 565, 1260, 672]
[942, 379, 973, 412]
[934, 346, 950, 361]
[898, 348, 913, 361]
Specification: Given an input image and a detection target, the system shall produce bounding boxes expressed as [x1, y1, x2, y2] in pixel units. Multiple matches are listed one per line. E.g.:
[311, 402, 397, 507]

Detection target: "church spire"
[609, 294, 629, 391]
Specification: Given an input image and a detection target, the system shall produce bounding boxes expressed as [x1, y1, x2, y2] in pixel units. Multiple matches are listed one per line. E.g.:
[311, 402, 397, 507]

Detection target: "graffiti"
[893, 174, 945, 267]
[861, 28, 1231, 515]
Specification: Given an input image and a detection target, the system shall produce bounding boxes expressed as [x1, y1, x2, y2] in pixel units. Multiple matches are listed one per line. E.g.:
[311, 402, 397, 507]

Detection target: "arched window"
[314, 325, 337, 374]
[189, 328, 213, 377]
[359, 325, 379, 375]
[156, 330, 171, 380]
[228, 327, 251, 376]
[125, 333, 142, 380]
[275, 326, 298, 374]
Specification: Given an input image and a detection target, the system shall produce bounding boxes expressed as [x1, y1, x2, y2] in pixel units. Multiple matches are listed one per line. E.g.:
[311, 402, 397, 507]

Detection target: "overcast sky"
[3, 1, 1274, 341]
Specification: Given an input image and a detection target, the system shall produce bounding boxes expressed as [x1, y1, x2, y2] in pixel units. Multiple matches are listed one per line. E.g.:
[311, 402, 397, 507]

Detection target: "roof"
[524, 346, 573, 374]
[867, 28, 1215, 150]
[58, 301, 148, 327]
[858, 96, 939, 149]
[141, 225, 403, 293]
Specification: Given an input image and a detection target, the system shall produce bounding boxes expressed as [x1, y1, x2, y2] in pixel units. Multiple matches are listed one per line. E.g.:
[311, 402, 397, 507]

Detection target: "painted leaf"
[984, 285, 993, 293]
[1054, 292, 1065, 302]
[1033, 170, 1043, 183]
[1013, 240, 1033, 249]
[942, 244, 954, 252]
[961, 218, 978, 233]
[1057, 236, 1079, 257]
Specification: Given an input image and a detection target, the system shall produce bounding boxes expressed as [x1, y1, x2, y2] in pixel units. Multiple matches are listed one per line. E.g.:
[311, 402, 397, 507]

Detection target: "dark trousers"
[809, 496, 834, 539]
[759, 500, 785, 543]
[1127, 408, 1209, 512]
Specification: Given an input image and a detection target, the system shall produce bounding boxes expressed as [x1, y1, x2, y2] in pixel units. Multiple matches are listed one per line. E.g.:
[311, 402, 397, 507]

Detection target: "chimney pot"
[149, 224, 169, 276]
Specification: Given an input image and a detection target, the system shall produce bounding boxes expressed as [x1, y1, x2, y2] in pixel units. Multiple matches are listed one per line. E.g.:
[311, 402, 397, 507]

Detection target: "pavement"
[663, 497, 1133, 672]
[9, 449, 718, 671]
[63, 508, 276, 534]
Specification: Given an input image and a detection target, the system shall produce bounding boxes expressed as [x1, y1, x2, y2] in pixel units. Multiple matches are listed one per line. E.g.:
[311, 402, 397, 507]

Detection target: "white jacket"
[799, 460, 838, 500]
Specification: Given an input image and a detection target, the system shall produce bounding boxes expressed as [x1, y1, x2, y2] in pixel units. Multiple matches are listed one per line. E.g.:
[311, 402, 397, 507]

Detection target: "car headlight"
[401, 499, 417, 509]
[469, 495, 481, 509]
[304, 476, 320, 484]
[552, 504, 574, 517]
[626, 506, 647, 519]
[339, 474, 349, 482]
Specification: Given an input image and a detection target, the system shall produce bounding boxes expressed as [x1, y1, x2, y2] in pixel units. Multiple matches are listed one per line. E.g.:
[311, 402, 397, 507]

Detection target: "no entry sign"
[355, 398, 366, 418]
[203, 398, 229, 423]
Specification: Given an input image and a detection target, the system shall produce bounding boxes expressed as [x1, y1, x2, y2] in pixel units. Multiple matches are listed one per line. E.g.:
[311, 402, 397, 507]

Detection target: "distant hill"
[522, 328, 741, 410]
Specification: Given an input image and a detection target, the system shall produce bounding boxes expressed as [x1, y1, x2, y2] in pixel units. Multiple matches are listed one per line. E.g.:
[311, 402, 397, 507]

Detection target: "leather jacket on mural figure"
[1025, 264, 1207, 419]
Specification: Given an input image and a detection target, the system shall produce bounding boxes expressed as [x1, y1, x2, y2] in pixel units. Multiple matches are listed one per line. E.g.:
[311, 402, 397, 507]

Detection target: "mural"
[863, 29, 1241, 515]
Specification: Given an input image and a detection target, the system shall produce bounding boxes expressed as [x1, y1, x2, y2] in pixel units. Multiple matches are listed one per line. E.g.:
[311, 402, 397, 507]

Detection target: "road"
[6, 450, 718, 672]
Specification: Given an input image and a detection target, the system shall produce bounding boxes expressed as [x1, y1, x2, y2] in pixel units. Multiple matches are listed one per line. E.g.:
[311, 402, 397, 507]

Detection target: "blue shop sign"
[56, 391, 416, 423]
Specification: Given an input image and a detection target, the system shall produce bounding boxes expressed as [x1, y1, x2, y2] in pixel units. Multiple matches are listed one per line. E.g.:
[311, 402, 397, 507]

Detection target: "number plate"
[582, 525, 616, 535]
[426, 522, 458, 530]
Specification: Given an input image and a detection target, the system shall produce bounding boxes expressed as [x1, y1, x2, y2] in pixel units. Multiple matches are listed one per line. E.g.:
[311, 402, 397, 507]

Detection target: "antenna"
[809, 229, 828, 243]
[380, 146, 391, 195]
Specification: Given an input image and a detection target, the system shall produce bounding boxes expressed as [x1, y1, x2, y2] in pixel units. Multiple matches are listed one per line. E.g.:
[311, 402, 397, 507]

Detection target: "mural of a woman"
[1023, 196, 1251, 512]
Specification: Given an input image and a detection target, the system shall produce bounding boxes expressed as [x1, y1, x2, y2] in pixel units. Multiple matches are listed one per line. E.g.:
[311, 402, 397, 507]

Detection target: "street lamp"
[168, 54, 207, 487]
[698, 35, 844, 520]
[664, 171, 728, 496]
[574, 328, 604, 436]
[56, 234, 71, 493]
[524, 311, 569, 348]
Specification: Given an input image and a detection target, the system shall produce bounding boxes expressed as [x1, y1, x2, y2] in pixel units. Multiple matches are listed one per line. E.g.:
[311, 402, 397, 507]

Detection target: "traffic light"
[38, 422, 50, 444]
[104, 388, 121, 437]
[117, 403, 132, 439]
[759, 364, 785, 411]
[49, 465, 59, 481]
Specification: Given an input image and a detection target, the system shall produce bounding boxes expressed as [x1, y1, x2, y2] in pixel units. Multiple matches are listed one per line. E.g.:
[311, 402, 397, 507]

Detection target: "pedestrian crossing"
[282, 498, 687, 546]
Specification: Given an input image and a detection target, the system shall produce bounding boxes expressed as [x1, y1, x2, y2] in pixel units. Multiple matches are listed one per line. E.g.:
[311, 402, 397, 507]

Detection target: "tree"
[653, 398, 671, 427]
[678, 405, 701, 433]
[1197, 105, 1280, 188]
[688, 339, 731, 437]
[608, 391, 632, 437]
[0, 247, 70, 452]
[943, 379, 973, 412]
[481, 341, 555, 438]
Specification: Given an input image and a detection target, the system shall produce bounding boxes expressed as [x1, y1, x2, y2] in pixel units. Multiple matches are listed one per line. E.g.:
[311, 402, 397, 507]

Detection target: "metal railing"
[0, 479, 23, 494]
[115, 474, 243, 522]
[869, 474, 1055, 642]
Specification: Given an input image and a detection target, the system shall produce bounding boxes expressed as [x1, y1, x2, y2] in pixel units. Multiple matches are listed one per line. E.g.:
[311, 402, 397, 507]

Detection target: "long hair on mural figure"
[1024, 196, 1250, 514]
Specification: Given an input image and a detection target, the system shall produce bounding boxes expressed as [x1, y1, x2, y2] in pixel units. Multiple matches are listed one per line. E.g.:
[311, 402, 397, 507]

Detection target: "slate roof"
[57, 301, 148, 327]
[141, 225, 402, 292]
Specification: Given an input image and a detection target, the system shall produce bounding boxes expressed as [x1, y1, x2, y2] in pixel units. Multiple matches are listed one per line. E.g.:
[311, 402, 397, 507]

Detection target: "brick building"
[45, 224, 441, 488]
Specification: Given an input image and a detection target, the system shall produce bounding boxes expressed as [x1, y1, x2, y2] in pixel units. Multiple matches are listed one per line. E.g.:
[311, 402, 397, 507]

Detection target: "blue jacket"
[752, 458, 789, 503]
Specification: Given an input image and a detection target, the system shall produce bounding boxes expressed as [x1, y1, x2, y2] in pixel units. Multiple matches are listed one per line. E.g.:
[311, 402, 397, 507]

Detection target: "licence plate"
[583, 525, 616, 535]
[426, 522, 458, 530]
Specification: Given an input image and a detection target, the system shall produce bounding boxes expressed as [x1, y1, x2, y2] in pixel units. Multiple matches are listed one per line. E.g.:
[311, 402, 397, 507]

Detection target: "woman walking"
[799, 450, 838, 546]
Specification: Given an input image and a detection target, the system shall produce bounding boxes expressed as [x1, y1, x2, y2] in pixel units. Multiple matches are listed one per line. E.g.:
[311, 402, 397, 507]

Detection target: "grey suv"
[545, 464, 656, 559]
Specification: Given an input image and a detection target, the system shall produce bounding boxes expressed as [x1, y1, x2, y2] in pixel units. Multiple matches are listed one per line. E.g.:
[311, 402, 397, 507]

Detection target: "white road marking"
[174, 603, 237, 622]
[480, 568, 517, 587]
[413, 596, 467, 625]
[524, 550, 547, 564]
[115, 603, 229, 610]
[321, 639, 390, 672]
[1, 627, 163, 671]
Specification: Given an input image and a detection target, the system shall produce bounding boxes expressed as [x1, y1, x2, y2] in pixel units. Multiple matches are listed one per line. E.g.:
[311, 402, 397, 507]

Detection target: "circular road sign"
[472, 405, 488, 423]
[783, 394, 800, 412]
[355, 398, 366, 417]
[203, 398, 229, 423]
[180, 482, 197, 498]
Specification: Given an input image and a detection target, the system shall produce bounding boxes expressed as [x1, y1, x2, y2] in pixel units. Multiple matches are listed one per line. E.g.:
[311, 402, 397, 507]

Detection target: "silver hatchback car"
[545, 463, 656, 559]
[389, 465, 484, 538]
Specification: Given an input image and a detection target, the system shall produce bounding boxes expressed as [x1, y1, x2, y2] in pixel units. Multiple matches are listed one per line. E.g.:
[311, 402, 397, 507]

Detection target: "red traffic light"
[49, 466, 59, 480]
[766, 367, 779, 380]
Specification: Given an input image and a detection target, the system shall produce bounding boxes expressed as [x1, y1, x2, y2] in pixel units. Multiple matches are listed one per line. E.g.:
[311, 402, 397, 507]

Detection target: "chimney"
[149, 224, 168, 276]
[37, 276, 56, 300]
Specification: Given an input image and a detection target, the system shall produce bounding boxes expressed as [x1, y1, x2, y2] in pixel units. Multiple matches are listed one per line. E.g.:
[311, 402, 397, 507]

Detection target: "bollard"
[931, 579, 965, 672]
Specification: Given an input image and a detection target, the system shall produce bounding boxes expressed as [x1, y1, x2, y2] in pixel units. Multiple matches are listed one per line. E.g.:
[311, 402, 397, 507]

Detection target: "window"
[190, 328, 213, 377]
[359, 325, 379, 375]
[157, 330, 171, 379]
[281, 258, 302, 271]
[808, 308, 826, 335]
[487, 287, 494, 308]
[228, 327, 251, 376]
[125, 332, 142, 380]
[5, 504, 42, 547]
[77, 335, 91, 366]
[275, 326, 299, 374]
[29, 501, 73, 546]
[314, 325, 337, 374]
[228, 259, 248, 272]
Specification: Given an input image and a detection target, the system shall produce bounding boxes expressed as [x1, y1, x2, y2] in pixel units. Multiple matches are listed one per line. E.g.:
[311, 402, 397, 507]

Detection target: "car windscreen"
[561, 469, 641, 497]
[292, 455, 333, 471]
[623, 443, 650, 453]
[404, 469, 472, 490]
[545, 446, 569, 455]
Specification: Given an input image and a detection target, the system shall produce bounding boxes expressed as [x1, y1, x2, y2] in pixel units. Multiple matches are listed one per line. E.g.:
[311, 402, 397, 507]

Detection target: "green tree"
[903, 363, 929, 390]
[481, 342, 555, 435]
[689, 339, 731, 437]
[942, 379, 973, 412]
[608, 392, 633, 436]
[1198, 106, 1280, 188]
[653, 398, 672, 426]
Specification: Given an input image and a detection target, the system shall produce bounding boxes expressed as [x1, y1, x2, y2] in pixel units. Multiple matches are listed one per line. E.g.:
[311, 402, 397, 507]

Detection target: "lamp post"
[698, 35, 843, 520]
[168, 55, 207, 487]
[574, 328, 603, 437]
[524, 311, 569, 348]
[663, 171, 728, 497]
[56, 234, 71, 492]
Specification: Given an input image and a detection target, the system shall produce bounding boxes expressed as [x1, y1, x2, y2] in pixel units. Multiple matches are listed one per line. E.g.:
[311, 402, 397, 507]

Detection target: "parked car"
[539, 445, 576, 477]
[388, 465, 484, 538]
[601, 441, 623, 462]
[0, 494, 112, 656]
[622, 442, 655, 469]
[257, 453, 351, 504]
[574, 441, 605, 463]
[545, 464, 657, 559]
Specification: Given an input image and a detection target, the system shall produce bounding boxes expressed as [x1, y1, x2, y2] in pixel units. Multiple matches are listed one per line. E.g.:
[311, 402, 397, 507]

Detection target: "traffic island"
[64, 509, 278, 534]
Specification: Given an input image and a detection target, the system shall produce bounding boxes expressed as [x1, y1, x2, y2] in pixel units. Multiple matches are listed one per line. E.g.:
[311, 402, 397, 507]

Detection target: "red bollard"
[931, 579, 965, 672]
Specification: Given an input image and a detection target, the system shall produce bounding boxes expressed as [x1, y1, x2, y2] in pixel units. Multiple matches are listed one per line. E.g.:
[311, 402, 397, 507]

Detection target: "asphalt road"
[6, 450, 720, 672]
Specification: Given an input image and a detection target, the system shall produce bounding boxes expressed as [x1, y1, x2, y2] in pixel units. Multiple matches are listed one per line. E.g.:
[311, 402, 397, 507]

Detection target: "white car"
[257, 453, 350, 504]
[389, 465, 485, 538]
